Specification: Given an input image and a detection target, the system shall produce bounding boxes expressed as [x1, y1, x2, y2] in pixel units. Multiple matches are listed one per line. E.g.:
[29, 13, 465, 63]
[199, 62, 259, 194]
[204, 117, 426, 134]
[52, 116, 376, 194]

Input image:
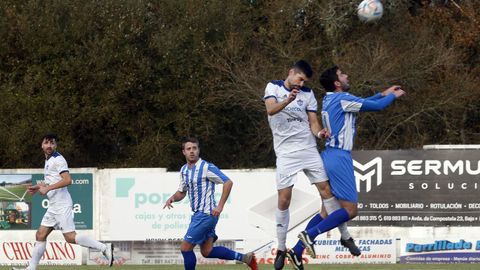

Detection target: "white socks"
[27, 241, 46, 270]
[75, 234, 107, 252]
[275, 208, 290, 251]
[323, 197, 351, 240]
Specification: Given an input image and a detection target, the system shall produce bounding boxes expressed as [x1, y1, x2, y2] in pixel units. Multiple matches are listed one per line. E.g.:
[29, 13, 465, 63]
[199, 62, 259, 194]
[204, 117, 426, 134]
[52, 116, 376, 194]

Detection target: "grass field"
[0, 185, 31, 201]
[2, 264, 480, 270]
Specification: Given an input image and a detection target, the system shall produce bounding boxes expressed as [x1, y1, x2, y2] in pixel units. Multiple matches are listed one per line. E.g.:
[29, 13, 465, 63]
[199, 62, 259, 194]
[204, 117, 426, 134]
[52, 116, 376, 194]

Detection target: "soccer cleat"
[273, 249, 286, 270]
[297, 231, 316, 258]
[286, 249, 303, 270]
[340, 237, 361, 256]
[102, 243, 114, 266]
[242, 252, 258, 270]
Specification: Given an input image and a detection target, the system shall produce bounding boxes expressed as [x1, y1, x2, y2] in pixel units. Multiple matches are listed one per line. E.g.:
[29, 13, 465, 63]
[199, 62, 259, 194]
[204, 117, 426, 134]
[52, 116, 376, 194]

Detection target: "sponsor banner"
[0, 241, 82, 266]
[255, 238, 395, 265]
[87, 240, 235, 265]
[32, 173, 93, 229]
[0, 173, 93, 230]
[351, 150, 480, 226]
[400, 238, 480, 264]
[0, 174, 33, 230]
[312, 238, 396, 264]
[105, 169, 319, 241]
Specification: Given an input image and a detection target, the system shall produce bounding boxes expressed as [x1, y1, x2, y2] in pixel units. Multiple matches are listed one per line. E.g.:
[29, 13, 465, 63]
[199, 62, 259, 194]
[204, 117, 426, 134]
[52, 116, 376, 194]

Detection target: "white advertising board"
[103, 169, 321, 243]
[0, 241, 82, 266]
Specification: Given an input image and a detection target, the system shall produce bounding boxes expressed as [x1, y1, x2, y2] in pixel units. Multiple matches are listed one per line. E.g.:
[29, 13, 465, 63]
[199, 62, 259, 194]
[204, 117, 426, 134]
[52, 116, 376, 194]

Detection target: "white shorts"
[40, 206, 76, 233]
[276, 147, 328, 190]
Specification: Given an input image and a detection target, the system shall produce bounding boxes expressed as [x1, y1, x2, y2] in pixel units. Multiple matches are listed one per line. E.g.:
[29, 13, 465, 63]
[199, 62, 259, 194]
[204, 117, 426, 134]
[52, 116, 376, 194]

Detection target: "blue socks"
[182, 246, 245, 270]
[206, 246, 243, 261]
[181, 251, 196, 270]
[293, 213, 323, 256]
[306, 208, 350, 240]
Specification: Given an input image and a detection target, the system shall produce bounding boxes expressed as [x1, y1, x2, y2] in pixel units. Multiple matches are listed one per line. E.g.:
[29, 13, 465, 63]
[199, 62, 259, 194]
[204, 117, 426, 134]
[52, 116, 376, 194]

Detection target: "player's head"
[319, 65, 350, 92]
[286, 60, 313, 90]
[41, 133, 58, 156]
[181, 137, 200, 164]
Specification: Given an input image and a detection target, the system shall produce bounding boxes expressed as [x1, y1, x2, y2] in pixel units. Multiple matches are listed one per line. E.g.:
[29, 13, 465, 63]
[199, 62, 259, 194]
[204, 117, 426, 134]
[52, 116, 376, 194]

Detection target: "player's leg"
[315, 183, 360, 256]
[180, 241, 196, 270]
[275, 153, 301, 270]
[24, 225, 53, 270]
[24, 208, 58, 270]
[63, 231, 114, 266]
[200, 238, 257, 270]
[284, 148, 328, 269]
[287, 212, 323, 270]
[309, 148, 355, 242]
[59, 207, 114, 266]
[181, 211, 219, 270]
[298, 149, 355, 257]
[56, 207, 114, 266]
[275, 185, 292, 270]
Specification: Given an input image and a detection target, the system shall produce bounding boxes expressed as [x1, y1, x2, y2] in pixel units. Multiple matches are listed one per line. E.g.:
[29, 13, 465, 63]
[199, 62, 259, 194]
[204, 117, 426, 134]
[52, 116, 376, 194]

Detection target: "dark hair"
[319, 65, 340, 91]
[42, 133, 58, 143]
[181, 137, 199, 150]
[292, 60, 313, 79]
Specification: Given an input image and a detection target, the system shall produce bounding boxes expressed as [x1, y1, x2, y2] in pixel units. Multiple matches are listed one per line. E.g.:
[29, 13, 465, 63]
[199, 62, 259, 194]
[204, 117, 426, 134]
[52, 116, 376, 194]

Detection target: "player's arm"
[365, 86, 401, 100]
[212, 179, 233, 217]
[38, 171, 72, 196]
[307, 111, 329, 139]
[206, 163, 232, 216]
[364, 93, 382, 100]
[164, 172, 188, 209]
[265, 88, 300, 116]
[27, 184, 43, 195]
[360, 89, 405, 112]
[163, 191, 187, 209]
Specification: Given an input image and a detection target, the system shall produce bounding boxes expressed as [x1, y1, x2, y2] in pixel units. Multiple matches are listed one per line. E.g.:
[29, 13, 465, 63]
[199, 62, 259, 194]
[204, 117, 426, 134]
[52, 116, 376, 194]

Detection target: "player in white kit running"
[12, 134, 114, 270]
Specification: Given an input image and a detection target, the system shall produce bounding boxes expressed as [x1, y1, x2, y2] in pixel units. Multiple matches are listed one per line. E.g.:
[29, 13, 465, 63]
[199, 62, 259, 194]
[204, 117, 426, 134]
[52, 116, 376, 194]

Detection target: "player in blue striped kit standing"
[298, 65, 406, 257]
[163, 137, 257, 270]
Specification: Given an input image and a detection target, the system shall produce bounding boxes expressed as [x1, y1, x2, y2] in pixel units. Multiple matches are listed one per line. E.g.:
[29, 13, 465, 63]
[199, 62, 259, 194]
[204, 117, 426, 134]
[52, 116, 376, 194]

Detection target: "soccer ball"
[357, 0, 383, 22]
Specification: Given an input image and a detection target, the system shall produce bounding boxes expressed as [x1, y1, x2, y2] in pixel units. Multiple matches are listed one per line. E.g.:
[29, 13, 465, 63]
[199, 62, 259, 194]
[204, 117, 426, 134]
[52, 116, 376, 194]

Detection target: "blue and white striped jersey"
[178, 158, 230, 214]
[321, 92, 395, 151]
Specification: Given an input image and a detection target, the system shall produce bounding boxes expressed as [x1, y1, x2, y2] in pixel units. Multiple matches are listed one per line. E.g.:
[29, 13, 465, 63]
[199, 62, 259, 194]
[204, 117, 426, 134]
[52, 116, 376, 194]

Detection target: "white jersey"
[44, 152, 72, 208]
[264, 80, 318, 157]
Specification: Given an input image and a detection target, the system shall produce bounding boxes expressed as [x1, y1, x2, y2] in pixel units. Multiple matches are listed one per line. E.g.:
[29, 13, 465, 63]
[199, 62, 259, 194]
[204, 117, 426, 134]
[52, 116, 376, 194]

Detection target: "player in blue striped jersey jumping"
[298, 65, 406, 258]
[163, 137, 257, 270]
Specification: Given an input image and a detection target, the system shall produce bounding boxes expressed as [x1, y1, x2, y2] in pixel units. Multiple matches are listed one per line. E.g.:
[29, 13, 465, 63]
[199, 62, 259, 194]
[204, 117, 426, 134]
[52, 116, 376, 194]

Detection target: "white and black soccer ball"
[357, 0, 383, 22]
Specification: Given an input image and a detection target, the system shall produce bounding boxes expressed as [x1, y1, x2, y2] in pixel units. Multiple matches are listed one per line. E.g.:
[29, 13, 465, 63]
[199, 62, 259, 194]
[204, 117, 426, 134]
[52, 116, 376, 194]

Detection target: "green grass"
[2, 264, 480, 270]
[0, 185, 31, 201]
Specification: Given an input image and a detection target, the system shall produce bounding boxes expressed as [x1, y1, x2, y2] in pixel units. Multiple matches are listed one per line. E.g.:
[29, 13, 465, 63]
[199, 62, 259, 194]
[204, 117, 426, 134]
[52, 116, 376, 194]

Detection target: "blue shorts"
[321, 148, 357, 203]
[184, 212, 219, 245]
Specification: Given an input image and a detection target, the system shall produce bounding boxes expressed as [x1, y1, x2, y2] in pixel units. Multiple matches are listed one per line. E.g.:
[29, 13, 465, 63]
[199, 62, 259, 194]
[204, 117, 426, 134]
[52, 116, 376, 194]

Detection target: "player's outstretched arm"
[212, 179, 233, 217]
[164, 191, 187, 209]
[359, 88, 405, 112]
[365, 86, 402, 100]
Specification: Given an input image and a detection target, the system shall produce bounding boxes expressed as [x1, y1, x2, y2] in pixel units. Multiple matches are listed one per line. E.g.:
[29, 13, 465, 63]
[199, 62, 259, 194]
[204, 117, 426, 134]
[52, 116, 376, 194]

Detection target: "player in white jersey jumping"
[298, 65, 406, 258]
[12, 134, 114, 270]
[264, 60, 359, 270]
[163, 137, 257, 270]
